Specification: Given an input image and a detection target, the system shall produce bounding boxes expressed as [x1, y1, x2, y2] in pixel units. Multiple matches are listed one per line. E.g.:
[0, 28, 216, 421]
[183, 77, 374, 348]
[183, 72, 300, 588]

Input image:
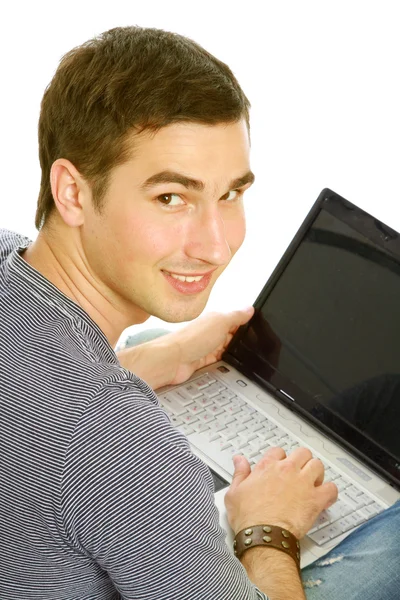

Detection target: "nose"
[185, 205, 232, 266]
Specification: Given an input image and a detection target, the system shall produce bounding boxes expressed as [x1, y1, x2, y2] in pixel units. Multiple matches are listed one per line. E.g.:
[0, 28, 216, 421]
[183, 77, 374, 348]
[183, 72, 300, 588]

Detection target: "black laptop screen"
[226, 193, 400, 485]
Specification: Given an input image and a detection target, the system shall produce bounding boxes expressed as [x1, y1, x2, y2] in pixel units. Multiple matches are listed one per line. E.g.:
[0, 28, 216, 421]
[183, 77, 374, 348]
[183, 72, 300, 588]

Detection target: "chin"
[155, 299, 208, 324]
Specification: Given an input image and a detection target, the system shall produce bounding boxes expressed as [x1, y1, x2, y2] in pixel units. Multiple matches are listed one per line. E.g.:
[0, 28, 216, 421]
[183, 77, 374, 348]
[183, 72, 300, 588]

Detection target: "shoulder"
[0, 229, 30, 264]
[61, 378, 214, 549]
[63, 376, 213, 504]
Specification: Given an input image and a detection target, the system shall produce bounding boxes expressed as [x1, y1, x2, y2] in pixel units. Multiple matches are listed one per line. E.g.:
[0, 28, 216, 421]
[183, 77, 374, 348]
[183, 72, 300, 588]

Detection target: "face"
[80, 120, 253, 323]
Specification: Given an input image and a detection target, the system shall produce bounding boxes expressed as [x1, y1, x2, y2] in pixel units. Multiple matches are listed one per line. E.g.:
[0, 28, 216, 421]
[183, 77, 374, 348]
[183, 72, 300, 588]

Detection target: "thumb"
[230, 455, 251, 490]
[227, 306, 254, 333]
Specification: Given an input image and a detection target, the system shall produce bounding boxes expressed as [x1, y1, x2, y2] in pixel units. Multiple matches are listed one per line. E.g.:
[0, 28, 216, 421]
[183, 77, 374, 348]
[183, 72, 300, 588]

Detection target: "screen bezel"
[223, 188, 400, 489]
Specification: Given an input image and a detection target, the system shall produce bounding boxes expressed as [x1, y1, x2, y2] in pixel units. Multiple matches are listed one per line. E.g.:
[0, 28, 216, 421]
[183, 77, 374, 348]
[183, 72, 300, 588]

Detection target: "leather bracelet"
[234, 525, 301, 572]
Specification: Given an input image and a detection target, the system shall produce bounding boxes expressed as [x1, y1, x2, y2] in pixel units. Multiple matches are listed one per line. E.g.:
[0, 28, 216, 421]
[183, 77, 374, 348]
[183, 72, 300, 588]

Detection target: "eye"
[156, 193, 185, 207]
[220, 189, 241, 202]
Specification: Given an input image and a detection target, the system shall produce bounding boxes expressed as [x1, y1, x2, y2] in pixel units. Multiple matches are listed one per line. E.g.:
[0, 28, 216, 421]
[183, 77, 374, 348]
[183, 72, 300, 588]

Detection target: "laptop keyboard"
[158, 372, 385, 546]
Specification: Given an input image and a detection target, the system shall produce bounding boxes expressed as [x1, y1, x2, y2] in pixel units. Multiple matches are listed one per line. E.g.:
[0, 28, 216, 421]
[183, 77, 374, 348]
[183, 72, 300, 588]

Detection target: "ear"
[50, 159, 90, 227]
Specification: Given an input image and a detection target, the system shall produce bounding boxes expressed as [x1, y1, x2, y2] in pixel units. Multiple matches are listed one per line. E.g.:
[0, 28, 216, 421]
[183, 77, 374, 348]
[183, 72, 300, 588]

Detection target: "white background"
[1, 0, 399, 343]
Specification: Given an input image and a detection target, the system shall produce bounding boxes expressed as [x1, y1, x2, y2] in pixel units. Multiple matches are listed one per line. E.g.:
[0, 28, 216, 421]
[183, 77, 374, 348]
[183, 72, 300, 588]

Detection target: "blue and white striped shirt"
[0, 229, 267, 599]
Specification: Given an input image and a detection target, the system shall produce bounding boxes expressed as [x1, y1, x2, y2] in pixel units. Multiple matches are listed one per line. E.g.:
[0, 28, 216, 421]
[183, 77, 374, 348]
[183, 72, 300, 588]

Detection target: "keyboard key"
[264, 436, 281, 447]
[219, 428, 238, 442]
[193, 375, 215, 390]
[206, 405, 225, 419]
[220, 441, 233, 451]
[170, 389, 195, 407]
[198, 412, 216, 426]
[160, 394, 188, 416]
[213, 393, 232, 407]
[325, 499, 351, 522]
[240, 404, 257, 416]
[238, 429, 258, 443]
[261, 419, 277, 431]
[197, 423, 211, 433]
[233, 437, 249, 450]
[324, 522, 346, 540]
[370, 501, 385, 516]
[181, 414, 199, 426]
[358, 492, 374, 506]
[235, 423, 247, 434]
[308, 528, 332, 545]
[224, 401, 242, 416]
[203, 382, 227, 398]
[181, 425, 195, 436]
[360, 503, 380, 519]
[309, 511, 330, 533]
[248, 448, 260, 459]
[336, 516, 356, 533]
[240, 444, 254, 457]
[246, 420, 264, 434]
[235, 410, 253, 424]
[253, 414, 268, 424]
[181, 383, 204, 399]
[347, 484, 363, 497]
[340, 491, 362, 511]
[216, 412, 236, 426]
[197, 396, 214, 408]
[259, 429, 279, 442]
[335, 476, 351, 492]
[273, 426, 286, 438]
[187, 404, 205, 416]
[209, 419, 228, 433]
[351, 511, 366, 527]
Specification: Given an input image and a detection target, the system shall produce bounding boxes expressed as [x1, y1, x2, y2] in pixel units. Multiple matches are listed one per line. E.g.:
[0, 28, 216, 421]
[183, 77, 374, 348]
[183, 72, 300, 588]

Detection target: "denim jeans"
[301, 500, 400, 599]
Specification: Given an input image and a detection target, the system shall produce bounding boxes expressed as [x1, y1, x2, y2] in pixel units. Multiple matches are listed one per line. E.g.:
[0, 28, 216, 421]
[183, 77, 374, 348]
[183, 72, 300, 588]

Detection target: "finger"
[227, 306, 254, 332]
[222, 333, 234, 349]
[257, 446, 287, 465]
[286, 446, 313, 469]
[317, 481, 339, 510]
[229, 454, 251, 491]
[301, 457, 325, 486]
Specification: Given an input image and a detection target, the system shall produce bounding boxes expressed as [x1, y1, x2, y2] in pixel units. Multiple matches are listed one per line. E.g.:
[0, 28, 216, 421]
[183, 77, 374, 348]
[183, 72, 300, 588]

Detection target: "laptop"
[156, 188, 400, 567]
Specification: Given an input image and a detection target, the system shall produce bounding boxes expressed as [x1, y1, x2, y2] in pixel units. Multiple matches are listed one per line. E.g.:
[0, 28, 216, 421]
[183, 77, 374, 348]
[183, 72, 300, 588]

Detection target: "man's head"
[37, 26, 251, 229]
[36, 27, 253, 325]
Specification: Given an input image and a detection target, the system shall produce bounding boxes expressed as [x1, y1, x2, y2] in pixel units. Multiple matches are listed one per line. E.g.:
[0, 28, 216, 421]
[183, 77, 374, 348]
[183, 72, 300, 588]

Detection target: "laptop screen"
[226, 190, 400, 486]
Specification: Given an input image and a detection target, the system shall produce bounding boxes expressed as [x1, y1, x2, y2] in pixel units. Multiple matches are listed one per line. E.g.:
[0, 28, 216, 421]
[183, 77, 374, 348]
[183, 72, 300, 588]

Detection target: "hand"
[116, 307, 254, 390]
[224, 447, 338, 540]
[169, 307, 254, 385]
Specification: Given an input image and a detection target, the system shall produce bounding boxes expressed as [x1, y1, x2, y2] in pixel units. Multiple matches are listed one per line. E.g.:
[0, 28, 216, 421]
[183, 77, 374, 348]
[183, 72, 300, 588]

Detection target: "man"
[0, 26, 398, 600]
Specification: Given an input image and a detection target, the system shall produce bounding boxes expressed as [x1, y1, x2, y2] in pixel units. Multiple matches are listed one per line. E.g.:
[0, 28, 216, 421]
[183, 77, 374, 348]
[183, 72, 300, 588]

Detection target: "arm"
[225, 450, 338, 600]
[242, 549, 305, 600]
[116, 307, 254, 389]
[62, 384, 268, 600]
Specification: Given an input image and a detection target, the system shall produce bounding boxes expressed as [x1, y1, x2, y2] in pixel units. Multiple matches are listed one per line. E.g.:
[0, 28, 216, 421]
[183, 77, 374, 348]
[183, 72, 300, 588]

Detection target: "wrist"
[234, 524, 301, 573]
[117, 335, 181, 389]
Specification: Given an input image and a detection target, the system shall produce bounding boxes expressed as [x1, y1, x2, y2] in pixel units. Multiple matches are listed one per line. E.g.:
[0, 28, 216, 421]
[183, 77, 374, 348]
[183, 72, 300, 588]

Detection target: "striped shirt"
[0, 230, 268, 600]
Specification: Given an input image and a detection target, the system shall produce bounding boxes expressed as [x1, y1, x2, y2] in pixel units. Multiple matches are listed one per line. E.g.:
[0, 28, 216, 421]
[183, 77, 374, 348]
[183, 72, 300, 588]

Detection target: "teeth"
[169, 273, 204, 282]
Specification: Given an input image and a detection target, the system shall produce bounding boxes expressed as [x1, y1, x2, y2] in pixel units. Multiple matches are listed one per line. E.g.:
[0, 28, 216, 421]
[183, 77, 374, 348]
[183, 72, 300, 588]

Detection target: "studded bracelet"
[234, 525, 301, 572]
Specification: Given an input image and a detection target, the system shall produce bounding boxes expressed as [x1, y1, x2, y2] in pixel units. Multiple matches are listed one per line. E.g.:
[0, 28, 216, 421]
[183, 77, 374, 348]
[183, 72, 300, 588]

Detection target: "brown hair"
[36, 26, 250, 229]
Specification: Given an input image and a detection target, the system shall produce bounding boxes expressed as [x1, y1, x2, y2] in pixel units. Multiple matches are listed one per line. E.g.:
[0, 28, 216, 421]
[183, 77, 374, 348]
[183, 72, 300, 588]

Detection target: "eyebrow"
[140, 169, 255, 192]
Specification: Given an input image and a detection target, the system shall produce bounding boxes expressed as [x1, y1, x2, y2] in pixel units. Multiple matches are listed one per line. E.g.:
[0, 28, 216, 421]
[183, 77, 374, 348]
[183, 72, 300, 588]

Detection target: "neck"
[23, 219, 148, 347]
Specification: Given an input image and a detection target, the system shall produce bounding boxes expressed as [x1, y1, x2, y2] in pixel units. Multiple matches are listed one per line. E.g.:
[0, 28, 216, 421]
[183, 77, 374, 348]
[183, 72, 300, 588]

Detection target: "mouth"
[162, 269, 216, 295]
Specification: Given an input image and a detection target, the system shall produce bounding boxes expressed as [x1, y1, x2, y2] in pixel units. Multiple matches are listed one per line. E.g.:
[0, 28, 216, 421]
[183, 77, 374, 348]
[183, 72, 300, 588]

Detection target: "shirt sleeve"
[61, 380, 269, 600]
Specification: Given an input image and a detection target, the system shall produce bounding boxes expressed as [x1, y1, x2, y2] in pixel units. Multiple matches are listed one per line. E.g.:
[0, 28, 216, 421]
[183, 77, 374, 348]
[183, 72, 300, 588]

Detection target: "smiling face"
[80, 120, 253, 323]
